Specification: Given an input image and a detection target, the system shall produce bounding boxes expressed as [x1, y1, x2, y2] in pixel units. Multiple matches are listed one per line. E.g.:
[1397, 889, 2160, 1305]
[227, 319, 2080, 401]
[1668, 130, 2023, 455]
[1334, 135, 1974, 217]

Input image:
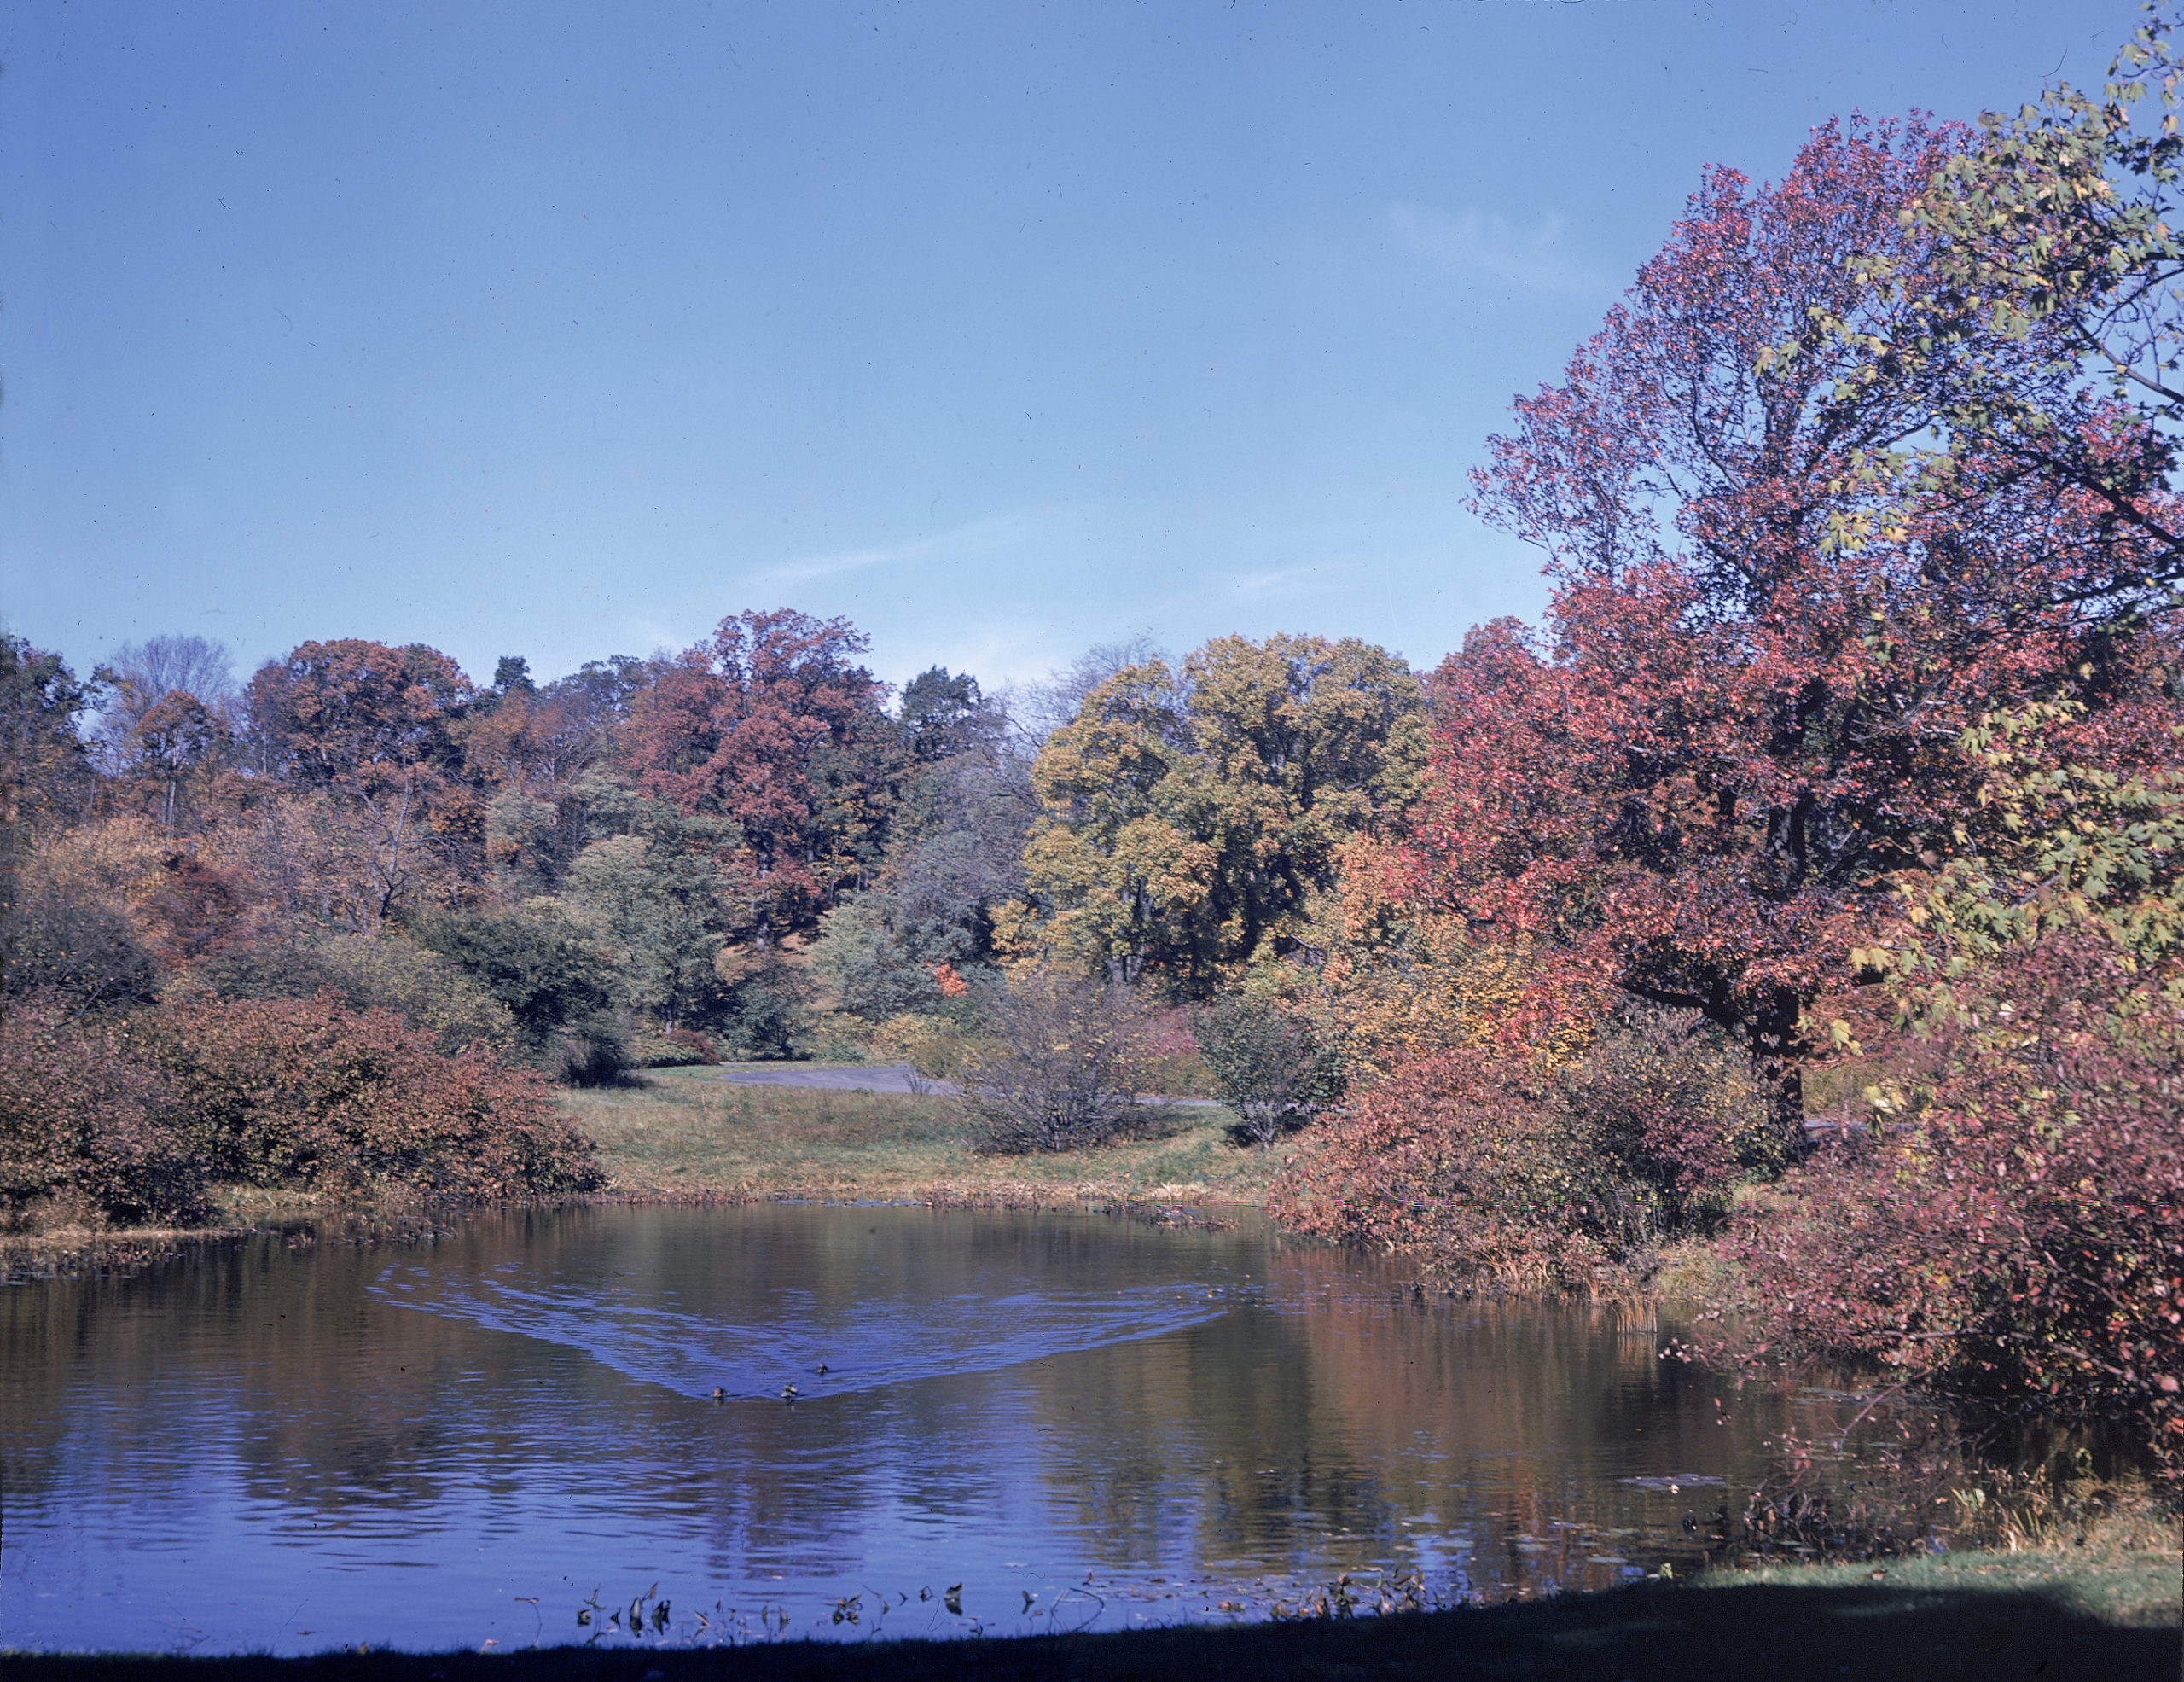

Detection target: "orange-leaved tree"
[247, 640, 479, 925]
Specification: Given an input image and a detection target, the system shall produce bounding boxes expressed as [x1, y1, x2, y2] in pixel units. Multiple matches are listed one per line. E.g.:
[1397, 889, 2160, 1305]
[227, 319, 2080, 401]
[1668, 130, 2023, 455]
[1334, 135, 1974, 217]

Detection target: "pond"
[5, 1202, 1833, 1655]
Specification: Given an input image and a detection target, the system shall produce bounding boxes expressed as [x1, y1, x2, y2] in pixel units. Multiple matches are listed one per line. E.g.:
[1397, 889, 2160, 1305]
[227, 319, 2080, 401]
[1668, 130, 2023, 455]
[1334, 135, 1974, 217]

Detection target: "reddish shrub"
[1563, 1008, 1785, 1200]
[0, 1000, 206, 1225]
[1139, 1007, 1199, 1061]
[626, 1027, 717, 1070]
[144, 995, 601, 1199]
[1271, 1011, 1763, 1289]
[1728, 937, 2184, 1472]
[1273, 1048, 1647, 1289]
[146, 849, 248, 968]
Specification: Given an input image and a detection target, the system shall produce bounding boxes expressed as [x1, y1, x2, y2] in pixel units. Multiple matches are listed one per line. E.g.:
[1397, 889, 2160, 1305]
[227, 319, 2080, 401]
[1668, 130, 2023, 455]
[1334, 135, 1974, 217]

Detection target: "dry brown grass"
[561, 1067, 1286, 1206]
[0, 1183, 454, 1279]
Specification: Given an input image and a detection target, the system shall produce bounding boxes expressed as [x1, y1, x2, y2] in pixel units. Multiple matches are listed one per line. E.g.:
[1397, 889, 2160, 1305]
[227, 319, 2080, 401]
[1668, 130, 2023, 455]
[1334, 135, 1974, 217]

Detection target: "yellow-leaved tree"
[1013, 634, 1426, 995]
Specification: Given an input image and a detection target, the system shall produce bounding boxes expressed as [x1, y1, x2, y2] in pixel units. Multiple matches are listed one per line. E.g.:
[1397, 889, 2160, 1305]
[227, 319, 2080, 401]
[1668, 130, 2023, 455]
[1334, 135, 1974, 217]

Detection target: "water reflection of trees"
[4, 1207, 1810, 1611]
[1018, 1243, 1802, 1592]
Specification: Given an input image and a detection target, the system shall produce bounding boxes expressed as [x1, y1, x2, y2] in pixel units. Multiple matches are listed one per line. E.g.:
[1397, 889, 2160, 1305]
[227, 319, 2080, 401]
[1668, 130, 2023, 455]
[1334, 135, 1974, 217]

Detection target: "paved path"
[717, 1062, 956, 1096]
[714, 1066, 1934, 1129]
[716, 1063, 1224, 1107]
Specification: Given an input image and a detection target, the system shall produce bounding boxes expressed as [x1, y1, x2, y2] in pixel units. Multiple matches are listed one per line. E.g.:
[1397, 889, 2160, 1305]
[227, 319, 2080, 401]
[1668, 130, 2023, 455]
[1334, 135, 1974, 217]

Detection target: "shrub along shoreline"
[0, 987, 603, 1272]
[0, 1059, 1277, 1278]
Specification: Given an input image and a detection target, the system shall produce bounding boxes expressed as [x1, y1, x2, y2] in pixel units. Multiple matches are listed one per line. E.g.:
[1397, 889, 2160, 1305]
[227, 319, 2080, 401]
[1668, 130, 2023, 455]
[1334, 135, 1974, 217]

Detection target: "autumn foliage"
[1270, 1011, 1768, 1291]
[247, 640, 480, 924]
[143, 994, 599, 1198]
[0, 1000, 209, 1225]
[1420, 115, 2181, 1144]
[625, 608, 892, 937]
[6, 9, 2184, 1478]
[1727, 936, 2182, 1465]
[1265, 48, 2184, 1469]
[0, 991, 599, 1228]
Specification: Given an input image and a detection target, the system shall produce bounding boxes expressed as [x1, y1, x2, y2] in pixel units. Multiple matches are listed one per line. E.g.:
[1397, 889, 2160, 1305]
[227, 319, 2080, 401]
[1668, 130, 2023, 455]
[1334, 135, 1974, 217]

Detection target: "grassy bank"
[2, 1067, 1271, 1272]
[9, 1555, 2177, 1680]
[564, 1066, 1286, 1206]
[1709, 1541, 2181, 1632]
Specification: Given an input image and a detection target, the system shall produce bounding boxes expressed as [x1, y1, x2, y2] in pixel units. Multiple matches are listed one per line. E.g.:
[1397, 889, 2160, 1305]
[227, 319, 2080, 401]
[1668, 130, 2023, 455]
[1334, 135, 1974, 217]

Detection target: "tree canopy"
[1417, 114, 2181, 1135]
[625, 608, 893, 940]
[1022, 633, 1426, 995]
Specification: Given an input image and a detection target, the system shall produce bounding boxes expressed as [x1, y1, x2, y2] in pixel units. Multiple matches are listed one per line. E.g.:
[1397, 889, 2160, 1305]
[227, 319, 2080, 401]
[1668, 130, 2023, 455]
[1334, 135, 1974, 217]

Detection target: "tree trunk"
[1750, 993, 1809, 1155]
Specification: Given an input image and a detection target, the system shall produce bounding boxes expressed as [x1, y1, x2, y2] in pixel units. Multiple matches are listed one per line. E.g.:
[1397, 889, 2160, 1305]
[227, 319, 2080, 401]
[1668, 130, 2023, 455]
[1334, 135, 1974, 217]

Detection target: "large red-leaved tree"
[624, 609, 892, 939]
[1419, 115, 2182, 1135]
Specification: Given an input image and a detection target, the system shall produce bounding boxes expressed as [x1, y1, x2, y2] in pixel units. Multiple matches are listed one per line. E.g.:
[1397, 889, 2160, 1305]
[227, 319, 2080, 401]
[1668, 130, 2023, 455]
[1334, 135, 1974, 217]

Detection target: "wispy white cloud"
[905, 620, 1066, 694]
[752, 511, 1031, 588]
[1221, 562, 1339, 601]
[1389, 202, 1612, 300]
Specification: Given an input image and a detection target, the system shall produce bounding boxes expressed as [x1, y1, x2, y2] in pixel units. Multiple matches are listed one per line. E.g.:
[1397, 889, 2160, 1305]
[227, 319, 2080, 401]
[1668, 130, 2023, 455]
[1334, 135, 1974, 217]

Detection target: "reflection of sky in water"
[3, 1205, 1824, 1656]
[370, 1271, 1228, 1400]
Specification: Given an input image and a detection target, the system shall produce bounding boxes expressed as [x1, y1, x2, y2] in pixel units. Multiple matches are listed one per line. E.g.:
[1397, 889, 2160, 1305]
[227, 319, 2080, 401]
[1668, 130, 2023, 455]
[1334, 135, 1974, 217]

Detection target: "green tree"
[194, 930, 522, 1057]
[810, 668, 1034, 1018]
[410, 908, 618, 1054]
[555, 789, 753, 1033]
[1, 636, 106, 917]
[1021, 634, 1426, 994]
[1193, 993, 1345, 1148]
[0, 874, 159, 1016]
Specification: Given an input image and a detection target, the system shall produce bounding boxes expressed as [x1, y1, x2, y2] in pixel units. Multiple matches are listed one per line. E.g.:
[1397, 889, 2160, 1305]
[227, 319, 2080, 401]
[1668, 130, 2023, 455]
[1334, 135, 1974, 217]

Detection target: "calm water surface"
[6, 1204, 1826, 1654]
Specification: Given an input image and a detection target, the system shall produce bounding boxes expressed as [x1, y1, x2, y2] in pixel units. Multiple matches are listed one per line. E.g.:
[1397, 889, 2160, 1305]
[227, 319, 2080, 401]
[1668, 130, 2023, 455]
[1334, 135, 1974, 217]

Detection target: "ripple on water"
[369, 1271, 1228, 1400]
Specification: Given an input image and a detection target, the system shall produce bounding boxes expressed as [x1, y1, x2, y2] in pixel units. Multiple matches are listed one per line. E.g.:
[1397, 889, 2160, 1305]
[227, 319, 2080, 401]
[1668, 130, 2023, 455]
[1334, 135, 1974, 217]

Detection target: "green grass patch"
[1699, 1540, 2182, 1631]
[561, 1066, 1289, 1206]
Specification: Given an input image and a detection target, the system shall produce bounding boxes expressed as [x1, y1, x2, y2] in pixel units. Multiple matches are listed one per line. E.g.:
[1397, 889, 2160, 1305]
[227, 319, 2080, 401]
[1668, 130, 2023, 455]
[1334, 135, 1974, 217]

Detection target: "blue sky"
[0, 1, 2142, 696]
